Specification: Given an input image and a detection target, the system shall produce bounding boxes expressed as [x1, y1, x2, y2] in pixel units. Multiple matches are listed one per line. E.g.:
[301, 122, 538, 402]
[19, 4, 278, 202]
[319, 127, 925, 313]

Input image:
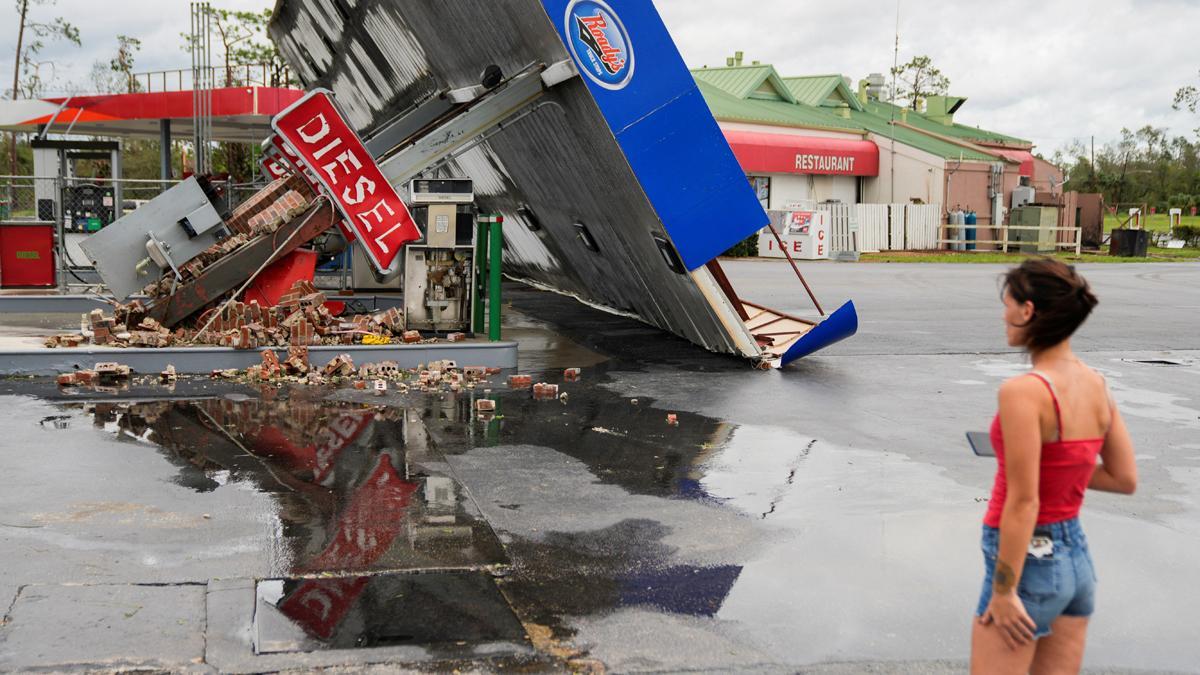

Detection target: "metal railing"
[129, 63, 294, 93]
[939, 224, 1083, 255]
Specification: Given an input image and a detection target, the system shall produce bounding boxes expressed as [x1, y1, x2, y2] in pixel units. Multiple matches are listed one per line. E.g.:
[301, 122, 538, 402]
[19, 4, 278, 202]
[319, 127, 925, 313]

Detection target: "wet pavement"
[0, 261, 1198, 673]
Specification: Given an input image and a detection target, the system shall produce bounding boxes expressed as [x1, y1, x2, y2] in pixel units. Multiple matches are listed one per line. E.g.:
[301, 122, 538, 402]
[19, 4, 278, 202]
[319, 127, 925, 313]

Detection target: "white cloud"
[3, 0, 1197, 153]
[656, 0, 1200, 152]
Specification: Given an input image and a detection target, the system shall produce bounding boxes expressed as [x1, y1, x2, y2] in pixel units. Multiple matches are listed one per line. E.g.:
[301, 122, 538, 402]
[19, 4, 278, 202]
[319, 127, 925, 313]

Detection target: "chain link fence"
[1, 175, 268, 288]
[1, 175, 266, 229]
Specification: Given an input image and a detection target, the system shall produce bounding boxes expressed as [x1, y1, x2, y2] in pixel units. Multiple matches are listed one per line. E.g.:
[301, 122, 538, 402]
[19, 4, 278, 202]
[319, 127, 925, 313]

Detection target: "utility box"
[1110, 228, 1149, 257]
[0, 221, 56, 287]
[403, 179, 477, 332]
[1008, 206, 1057, 253]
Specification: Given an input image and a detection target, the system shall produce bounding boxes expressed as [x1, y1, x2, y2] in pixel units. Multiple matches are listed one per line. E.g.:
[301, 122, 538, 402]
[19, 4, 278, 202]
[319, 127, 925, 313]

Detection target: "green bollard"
[487, 215, 503, 342]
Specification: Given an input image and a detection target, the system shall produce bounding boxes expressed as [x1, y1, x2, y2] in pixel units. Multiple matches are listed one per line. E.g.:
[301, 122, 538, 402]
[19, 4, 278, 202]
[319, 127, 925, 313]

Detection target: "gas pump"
[403, 178, 476, 333]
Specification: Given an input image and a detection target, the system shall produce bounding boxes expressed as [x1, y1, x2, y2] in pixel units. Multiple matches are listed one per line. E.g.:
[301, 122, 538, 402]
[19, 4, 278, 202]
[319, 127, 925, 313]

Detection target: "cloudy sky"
[4, 0, 1199, 154]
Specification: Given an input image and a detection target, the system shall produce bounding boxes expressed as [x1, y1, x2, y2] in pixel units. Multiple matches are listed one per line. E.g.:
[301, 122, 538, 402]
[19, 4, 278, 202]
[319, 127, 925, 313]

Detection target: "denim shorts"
[975, 517, 1097, 638]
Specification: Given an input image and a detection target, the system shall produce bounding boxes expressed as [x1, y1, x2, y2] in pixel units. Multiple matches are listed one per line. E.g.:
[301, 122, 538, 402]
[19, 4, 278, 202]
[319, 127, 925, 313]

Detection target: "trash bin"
[1109, 228, 1149, 257]
[965, 211, 978, 251]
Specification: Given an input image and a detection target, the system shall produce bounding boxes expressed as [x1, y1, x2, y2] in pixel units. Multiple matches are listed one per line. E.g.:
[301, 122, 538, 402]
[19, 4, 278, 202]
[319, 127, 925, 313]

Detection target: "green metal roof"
[695, 79, 865, 133]
[690, 63, 1025, 161]
[780, 75, 864, 111]
[861, 100, 1031, 147]
[847, 108, 999, 161]
[691, 65, 796, 103]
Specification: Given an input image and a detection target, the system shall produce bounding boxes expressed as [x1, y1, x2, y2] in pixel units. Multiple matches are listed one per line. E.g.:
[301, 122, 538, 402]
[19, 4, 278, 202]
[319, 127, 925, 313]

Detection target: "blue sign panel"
[542, 0, 768, 270]
[781, 300, 859, 365]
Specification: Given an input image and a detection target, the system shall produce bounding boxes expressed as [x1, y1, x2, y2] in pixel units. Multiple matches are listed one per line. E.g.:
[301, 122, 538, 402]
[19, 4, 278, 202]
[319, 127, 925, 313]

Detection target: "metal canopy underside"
[268, 0, 769, 358]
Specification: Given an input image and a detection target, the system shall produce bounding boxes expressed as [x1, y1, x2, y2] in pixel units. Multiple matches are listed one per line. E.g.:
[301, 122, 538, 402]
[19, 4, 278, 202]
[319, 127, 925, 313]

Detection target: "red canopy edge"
[722, 129, 880, 177]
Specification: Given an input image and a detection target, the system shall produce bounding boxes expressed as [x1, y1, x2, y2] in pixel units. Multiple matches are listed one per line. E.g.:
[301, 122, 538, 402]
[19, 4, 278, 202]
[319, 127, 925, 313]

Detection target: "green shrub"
[1174, 224, 1200, 247]
[723, 231, 761, 257]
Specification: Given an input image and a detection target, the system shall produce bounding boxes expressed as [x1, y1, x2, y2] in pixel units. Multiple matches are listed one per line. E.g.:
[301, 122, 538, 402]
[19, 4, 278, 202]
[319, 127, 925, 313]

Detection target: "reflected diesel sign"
[272, 89, 420, 273]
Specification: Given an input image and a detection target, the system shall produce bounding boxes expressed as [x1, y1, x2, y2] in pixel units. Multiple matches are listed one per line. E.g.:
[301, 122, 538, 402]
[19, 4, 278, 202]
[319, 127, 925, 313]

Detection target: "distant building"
[693, 54, 1065, 248]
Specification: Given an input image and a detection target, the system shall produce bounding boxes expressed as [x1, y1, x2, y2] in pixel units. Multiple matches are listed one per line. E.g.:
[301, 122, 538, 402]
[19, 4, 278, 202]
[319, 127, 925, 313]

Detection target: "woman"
[971, 258, 1137, 674]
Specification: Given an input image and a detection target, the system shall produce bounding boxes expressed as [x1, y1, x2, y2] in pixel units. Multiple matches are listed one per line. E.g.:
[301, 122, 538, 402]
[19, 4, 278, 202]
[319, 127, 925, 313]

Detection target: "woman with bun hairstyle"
[971, 258, 1137, 674]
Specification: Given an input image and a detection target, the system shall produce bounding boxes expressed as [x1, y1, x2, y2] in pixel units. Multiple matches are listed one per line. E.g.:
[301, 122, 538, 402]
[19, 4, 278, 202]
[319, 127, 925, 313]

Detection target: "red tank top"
[983, 371, 1105, 527]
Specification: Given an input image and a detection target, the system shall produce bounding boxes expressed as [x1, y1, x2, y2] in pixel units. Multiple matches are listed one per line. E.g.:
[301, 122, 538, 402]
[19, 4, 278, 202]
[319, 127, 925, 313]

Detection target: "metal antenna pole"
[190, 2, 213, 176]
[767, 223, 825, 316]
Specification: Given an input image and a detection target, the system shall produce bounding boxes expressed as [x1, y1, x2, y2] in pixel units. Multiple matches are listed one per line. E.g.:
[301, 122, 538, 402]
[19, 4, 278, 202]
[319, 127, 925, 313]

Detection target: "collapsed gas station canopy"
[0, 87, 305, 143]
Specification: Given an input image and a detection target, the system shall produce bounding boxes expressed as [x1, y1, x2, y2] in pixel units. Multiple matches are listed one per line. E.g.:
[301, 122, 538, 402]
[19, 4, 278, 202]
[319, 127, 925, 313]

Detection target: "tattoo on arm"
[993, 560, 1017, 594]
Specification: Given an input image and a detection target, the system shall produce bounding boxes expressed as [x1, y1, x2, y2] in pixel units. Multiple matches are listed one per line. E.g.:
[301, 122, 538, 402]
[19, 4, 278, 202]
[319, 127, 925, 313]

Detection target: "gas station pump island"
[6, 0, 857, 372]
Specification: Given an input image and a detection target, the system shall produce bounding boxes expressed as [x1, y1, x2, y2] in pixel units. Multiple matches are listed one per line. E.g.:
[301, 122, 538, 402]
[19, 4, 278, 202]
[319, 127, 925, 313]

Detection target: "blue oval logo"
[564, 0, 635, 90]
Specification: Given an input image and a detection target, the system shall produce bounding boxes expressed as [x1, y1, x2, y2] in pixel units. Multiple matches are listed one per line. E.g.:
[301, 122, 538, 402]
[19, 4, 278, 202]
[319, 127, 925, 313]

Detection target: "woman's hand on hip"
[979, 591, 1037, 649]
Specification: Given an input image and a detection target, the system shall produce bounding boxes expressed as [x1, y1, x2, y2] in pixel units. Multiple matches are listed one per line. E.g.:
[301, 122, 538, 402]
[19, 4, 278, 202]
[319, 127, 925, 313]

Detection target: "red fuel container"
[0, 222, 55, 287]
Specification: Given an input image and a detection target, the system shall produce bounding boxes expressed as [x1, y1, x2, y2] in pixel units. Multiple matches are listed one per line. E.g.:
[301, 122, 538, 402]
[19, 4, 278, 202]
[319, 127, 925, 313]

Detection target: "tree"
[890, 55, 950, 111]
[181, 8, 293, 88]
[8, 0, 81, 175]
[90, 35, 142, 94]
[1173, 70, 1198, 113]
[179, 7, 293, 182]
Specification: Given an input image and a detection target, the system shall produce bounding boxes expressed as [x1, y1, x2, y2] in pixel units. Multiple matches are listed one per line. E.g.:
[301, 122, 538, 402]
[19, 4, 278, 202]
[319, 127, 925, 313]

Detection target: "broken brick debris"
[48, 279, 420, 352]
[508, 374, 532, 389]
[564, 367, 581, 381]
[532, 382, 559, 400]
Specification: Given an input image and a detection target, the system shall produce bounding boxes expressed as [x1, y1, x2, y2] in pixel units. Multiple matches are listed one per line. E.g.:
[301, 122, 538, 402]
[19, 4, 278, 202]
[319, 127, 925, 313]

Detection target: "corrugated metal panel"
[697, 81, 863, 133]
[267, 0, 760, 357]
[780, 75, 841, 107]
[690, 65, 774, 99]
[863, 100, 1031, 147]
[849, 109, 999, 161]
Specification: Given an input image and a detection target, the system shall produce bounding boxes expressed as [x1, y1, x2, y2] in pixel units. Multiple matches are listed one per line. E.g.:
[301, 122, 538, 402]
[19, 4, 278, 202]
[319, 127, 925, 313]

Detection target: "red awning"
[723, 130, 879, 177]
[991, 149, 1034, 176]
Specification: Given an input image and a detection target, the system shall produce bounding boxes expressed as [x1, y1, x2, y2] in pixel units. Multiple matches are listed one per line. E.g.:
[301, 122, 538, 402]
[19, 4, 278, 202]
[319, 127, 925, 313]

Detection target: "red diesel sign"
[258, 147, 289, 182]
[272, 89, 419, 272]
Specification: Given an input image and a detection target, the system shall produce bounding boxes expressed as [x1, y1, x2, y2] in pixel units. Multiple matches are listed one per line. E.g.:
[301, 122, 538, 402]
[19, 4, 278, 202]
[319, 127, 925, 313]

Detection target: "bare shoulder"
[998, 374, 1047, 403]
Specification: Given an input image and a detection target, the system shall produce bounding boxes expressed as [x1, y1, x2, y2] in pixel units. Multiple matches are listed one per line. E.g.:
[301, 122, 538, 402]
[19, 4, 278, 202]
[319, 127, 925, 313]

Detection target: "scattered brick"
[322, 353, 356, 377]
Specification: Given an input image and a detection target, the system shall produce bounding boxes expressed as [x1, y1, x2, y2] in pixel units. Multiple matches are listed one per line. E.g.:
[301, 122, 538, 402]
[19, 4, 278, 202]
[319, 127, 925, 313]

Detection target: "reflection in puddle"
[254, 572, 527, 653]
[53, 381, 772, 656]
[68, 393, 507, 575]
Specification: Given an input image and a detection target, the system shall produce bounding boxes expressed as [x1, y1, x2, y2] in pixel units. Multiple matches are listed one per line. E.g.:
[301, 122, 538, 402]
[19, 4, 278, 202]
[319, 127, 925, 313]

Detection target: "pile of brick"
[189, 279, 408, 349]
[57, 361, 132, 387]
[204, 348, 503, 393]
[45, 278, 416, 351]
[139, 175, 316, 298]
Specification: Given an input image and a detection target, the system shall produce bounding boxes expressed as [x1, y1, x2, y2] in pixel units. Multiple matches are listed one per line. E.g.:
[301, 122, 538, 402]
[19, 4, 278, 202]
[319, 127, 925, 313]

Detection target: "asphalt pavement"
[0, 260, 1196, 673]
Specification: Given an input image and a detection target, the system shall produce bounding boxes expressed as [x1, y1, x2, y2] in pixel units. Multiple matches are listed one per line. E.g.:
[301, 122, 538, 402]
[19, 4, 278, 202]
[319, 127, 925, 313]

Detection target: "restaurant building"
[693, 54, 1064, 248]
